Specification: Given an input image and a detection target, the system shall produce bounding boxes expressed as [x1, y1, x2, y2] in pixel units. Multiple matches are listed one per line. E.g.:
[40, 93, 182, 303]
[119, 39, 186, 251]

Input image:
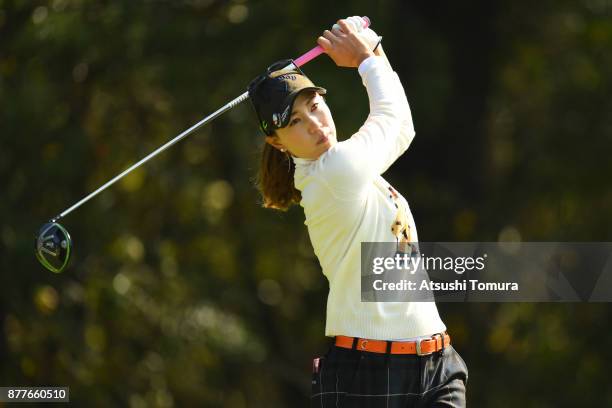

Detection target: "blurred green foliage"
[1, 0, 612, 406]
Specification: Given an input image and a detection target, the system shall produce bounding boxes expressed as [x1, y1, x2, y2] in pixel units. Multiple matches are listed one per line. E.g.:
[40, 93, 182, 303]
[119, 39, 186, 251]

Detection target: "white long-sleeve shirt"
[292, 56, 446, 340]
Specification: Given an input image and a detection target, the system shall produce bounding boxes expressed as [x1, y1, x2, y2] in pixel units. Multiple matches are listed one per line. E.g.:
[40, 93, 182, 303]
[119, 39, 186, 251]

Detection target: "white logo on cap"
[280, 104, 291, 124]
[272, 104, 292, 128]
[272, 113, 281, 127]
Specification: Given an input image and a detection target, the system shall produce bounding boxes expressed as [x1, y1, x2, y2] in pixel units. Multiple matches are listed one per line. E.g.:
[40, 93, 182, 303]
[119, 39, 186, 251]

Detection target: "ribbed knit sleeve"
[313, 55, 416, 199]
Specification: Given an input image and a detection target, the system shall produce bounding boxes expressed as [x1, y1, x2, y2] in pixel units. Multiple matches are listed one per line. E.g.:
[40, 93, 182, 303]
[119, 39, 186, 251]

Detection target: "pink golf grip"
[294, 16, 371, 67]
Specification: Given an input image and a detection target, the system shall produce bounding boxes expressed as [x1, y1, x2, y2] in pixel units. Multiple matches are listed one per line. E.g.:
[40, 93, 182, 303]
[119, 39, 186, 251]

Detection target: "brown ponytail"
[256, 141, 301, 211]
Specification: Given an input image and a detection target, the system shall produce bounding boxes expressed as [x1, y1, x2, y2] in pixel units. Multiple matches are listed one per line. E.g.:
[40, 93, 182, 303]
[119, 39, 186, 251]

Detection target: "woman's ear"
[265, 134, 286, 152]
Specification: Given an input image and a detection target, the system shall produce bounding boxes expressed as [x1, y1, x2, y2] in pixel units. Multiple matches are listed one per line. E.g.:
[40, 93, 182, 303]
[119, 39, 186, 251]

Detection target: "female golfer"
[248, 17, 468, 407]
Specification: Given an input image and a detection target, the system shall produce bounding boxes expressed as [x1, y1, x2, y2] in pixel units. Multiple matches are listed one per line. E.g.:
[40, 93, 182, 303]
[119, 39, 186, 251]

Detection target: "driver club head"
[35, 222, 72, 273]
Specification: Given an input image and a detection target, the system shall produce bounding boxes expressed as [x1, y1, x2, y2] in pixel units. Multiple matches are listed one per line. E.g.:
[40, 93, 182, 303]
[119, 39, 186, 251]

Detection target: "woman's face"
[265, 91, 337, 160]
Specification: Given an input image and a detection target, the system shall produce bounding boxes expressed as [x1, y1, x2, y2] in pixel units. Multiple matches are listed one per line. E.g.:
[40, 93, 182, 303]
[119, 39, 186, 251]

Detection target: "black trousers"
[311, 341, 468, 407]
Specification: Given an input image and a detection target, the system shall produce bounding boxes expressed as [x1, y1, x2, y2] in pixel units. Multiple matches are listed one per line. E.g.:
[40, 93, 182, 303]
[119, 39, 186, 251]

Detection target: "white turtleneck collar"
[291, 155, 317, 167]
[291, 144, 337, 167]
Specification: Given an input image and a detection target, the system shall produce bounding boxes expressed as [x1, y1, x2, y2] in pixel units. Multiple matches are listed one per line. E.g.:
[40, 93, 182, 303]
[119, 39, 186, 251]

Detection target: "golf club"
[35, 17, 372, 273]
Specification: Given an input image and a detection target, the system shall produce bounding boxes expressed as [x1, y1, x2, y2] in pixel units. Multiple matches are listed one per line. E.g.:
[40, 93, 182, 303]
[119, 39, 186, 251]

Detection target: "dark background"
[2, 0, 612, 406]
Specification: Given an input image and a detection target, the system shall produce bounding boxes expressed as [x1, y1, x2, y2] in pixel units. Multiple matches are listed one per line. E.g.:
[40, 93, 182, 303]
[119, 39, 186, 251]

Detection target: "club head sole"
[35, 222, 72, 273]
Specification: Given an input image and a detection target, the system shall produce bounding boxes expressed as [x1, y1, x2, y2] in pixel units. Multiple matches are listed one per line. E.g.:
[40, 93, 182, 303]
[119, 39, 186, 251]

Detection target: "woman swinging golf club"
[248, 17, 468, 407]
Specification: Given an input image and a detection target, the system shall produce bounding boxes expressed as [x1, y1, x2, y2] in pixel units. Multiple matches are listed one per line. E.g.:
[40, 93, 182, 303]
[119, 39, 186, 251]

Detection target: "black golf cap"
[248, 59, 326, 136]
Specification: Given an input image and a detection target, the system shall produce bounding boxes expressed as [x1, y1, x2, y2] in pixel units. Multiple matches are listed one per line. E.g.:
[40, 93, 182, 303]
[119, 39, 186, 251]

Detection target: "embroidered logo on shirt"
[388, 186, 414, 254]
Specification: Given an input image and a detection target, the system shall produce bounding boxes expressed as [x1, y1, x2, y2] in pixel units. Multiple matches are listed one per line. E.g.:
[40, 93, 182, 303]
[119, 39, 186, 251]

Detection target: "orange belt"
[335, 332, 450, 355]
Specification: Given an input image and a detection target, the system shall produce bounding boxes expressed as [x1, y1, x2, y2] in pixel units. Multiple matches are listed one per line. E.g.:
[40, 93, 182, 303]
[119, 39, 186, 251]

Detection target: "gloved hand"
[332, 16, 382, 52]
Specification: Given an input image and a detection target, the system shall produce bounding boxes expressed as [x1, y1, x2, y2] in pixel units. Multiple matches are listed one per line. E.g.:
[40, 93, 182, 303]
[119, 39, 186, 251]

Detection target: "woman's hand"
[334, 16, 382, 52]
[317, 19, 374, 68]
